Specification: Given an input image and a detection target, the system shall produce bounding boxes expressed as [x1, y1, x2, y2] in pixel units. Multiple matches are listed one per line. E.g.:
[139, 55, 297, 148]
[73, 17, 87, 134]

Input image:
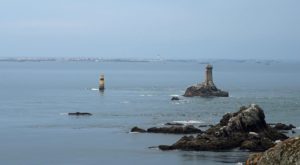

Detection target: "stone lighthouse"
[205, 64, 214, 86]
[183, 64, 229, 97]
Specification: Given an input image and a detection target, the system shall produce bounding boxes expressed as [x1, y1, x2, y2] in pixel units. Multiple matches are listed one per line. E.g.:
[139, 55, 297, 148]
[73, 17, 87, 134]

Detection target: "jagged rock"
[131, 127, 146, 133]
[171, 96, 180, 101]
[159, 104, 288, 151]
[183, 65, 228, 97]
[246, 136, 300, 165]
[274, 123, 296, 130]
[68, 112, 92, 116]
[147, 125, 202, 134]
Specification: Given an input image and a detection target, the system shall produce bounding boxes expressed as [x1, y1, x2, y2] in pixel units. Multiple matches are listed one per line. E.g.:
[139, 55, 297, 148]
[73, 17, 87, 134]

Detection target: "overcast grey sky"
[0, 0, 299, 59]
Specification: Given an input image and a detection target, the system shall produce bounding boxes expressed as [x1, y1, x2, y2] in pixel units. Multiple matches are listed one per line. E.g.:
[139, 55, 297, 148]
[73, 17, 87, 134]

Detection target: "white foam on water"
[90, 88, 99, 91]
[171, 120, 204, 125]
[236, 162, 243, 165]
[59, 113, 68, 115]
[170, 94, 180, 97]
[140, 94, 153, 97]
[296, 127, 300, 130]
[129, 131, 140, 134]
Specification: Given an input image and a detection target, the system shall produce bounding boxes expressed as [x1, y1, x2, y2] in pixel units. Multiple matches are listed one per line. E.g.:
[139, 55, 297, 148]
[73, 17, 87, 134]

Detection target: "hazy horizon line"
[1, 56, 298, 62]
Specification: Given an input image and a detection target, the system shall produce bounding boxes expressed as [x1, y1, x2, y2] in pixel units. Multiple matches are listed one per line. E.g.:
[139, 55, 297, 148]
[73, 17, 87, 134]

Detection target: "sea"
[0, 59, 299, 165]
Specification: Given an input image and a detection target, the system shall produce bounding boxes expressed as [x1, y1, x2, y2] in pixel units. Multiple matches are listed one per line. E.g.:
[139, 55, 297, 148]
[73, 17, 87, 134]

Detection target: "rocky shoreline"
[246, 136, 300, 165]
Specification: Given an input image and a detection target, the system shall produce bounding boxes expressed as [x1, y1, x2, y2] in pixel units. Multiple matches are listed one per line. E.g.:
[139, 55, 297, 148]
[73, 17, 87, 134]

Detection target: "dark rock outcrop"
[246, 136, 300, 165]
[147, 125, 202, 134]
[274, 123, 296, 130]
[183, 83, 229, 97]
[198, 124, 213, 128]
[159, 104, 288, 152]
[165, 122, 184, 126]
[130, 125, 202, 134]
[68, 112, 92, 116]
[240, 135, 274, 151]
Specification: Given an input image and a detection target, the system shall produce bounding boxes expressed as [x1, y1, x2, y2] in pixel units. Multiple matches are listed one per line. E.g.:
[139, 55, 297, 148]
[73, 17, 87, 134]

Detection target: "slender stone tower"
[99, 74, 105, 91]
[205, 64, 214, 86]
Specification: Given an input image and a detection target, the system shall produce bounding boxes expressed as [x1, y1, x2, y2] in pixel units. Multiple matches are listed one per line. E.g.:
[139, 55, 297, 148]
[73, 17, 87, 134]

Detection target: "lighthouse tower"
[99, 74, 105, 91]
[204, 64, 214, 86]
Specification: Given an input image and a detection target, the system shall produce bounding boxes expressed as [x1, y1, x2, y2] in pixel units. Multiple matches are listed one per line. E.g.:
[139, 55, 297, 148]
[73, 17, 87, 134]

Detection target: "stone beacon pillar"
[99, 74, 105, 91]
[205, 64, 213, 86]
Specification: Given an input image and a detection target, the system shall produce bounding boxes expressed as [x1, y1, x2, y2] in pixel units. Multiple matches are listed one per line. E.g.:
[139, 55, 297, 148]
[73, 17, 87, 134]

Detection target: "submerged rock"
[159, 104, 288, 151]
[246, 136, 300, 165]
[68, 112, 92, 116]
[183, 65, 228, 97]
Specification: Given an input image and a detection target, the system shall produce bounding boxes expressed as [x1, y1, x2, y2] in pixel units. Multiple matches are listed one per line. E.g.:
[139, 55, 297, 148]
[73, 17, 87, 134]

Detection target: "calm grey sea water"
[0, 60, 300, 165]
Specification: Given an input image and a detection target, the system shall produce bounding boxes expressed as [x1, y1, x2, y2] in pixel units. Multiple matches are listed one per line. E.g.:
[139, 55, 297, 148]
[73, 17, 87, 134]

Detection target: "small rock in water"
[68, 112, 92, 116]
[171, 96, 180, 101]
[274, 123, 296, 130]
[131, 127, 146, 133]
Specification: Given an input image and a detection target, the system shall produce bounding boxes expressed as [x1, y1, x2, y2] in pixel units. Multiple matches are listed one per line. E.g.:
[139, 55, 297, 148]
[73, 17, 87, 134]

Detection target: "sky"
[0, 0, 299, 60]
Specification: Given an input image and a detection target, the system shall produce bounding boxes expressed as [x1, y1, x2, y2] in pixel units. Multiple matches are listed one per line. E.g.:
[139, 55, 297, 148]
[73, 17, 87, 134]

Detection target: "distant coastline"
[0, 57, 280, 65]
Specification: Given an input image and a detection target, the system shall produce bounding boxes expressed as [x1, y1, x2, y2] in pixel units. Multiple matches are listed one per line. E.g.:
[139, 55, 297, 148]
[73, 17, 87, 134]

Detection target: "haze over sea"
[0, 59, 300, 165]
